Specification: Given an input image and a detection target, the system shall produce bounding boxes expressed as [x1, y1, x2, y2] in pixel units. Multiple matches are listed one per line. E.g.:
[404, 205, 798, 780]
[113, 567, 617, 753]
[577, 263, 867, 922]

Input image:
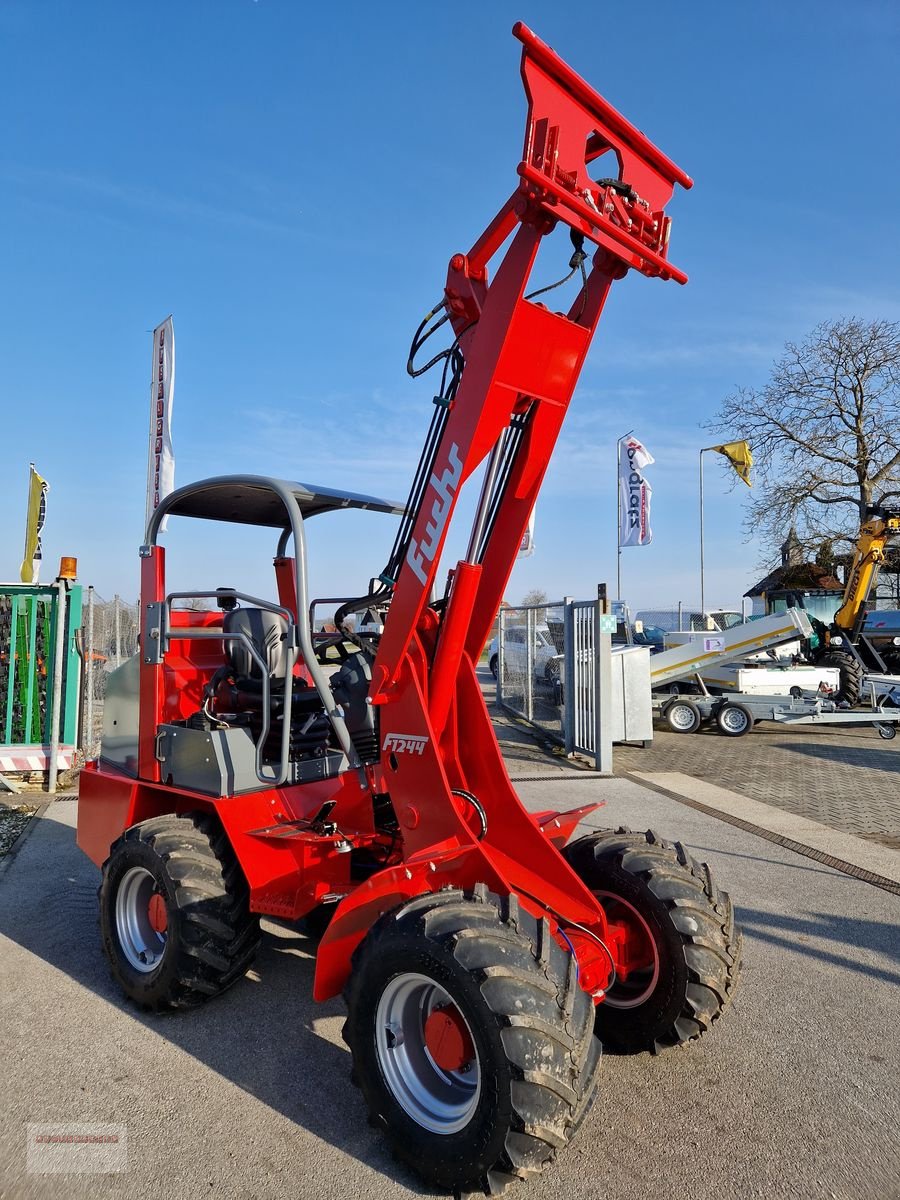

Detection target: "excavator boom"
[833, 506, 900, 638]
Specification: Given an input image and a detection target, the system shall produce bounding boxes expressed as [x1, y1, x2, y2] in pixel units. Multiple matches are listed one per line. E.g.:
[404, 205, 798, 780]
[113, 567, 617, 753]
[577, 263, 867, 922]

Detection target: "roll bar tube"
[145, 476, 360, 771]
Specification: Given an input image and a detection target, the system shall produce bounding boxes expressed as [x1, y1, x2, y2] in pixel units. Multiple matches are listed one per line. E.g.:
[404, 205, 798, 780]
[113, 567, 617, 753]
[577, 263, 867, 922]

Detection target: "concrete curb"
[629, 770, 900, 893]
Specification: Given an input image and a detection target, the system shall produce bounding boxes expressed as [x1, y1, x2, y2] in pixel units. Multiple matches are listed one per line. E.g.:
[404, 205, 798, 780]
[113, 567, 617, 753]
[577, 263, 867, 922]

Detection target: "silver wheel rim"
[668, 703, 696, 731]
[595, 892, 660, 1008]
[375, 972, 481, 1134]
[115, 866, 167, 973]
[720, 707, 749, 734]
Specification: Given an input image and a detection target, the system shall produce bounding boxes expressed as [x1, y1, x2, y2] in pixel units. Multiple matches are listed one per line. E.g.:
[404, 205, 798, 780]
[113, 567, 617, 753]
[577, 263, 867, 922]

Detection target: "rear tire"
[343, 887, 601, 1196]
[562, 829, 742, 1053]
[490, 655, 499, 679]
[99, 811, 260, 1010]
[715, 702, 754, 737]
[664, 698, 701, 733]
[817, 649, 864, 706]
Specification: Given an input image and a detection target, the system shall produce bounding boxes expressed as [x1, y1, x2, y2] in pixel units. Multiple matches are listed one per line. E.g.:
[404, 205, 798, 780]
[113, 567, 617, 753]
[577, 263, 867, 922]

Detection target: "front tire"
[489, 654, 499, 679]
[343, 887, 600, 1195]
[99, 811, 260, 1010]
[563, 829, 742, 1053]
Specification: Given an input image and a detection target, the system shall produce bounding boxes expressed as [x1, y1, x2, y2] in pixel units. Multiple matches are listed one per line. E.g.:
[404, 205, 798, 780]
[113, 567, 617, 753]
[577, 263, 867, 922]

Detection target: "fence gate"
[496, 596, 613, 772]
[0, 583, 82, 775]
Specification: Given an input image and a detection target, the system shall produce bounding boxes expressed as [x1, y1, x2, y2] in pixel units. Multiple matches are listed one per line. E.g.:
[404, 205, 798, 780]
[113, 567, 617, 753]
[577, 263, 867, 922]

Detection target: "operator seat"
[219, 606, 330, 760]
[224, 607, 289, 682]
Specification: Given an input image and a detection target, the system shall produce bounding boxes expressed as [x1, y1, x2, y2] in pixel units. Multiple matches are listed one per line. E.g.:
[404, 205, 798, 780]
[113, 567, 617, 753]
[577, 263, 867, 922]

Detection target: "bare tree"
[521, 588, 549, 607]
[708, 318, 900, 561]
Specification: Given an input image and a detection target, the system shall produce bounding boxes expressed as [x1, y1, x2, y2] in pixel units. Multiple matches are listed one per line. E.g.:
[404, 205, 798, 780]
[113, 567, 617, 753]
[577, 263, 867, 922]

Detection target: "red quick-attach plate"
[513, 22, 691, 283]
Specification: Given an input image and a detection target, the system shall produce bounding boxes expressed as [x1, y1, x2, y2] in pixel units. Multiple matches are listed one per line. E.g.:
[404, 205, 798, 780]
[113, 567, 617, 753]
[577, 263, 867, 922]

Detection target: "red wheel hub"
[147, 893, 168, 934]
[423, 1004, 475, 1072]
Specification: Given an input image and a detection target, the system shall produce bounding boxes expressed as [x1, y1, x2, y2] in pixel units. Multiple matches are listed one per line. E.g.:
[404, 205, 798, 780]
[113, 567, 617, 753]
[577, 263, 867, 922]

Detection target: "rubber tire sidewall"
[716, 702, 753, 737]
[665, 699, 701, 733]
[100, 837, 182, 1008]
[348, 938, 513, 1186]
[588, 859, 687, 1049]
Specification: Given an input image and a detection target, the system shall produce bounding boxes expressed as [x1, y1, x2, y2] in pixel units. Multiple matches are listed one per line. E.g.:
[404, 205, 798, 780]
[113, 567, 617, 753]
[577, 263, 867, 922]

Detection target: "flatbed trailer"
[654, 687, 900, 739]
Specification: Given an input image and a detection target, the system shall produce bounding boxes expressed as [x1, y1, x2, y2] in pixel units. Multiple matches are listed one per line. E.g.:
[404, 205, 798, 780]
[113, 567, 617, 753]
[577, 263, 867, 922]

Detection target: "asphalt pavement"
[1, 767, 898, 1200]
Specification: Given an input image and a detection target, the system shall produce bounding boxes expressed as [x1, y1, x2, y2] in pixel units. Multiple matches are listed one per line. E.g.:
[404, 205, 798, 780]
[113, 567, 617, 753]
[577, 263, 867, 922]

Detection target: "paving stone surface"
[481, 667, 900, 847]
[615, 723, 900, 847]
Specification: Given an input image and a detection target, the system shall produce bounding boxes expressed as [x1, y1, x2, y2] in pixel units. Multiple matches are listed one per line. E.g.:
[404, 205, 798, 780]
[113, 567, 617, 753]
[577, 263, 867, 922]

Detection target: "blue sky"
[2, 1, 899, 612]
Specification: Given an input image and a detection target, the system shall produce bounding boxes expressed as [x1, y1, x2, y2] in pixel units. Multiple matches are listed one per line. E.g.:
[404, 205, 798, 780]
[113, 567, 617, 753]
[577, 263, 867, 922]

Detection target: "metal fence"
[0, 582, 82, 775]
[496, 596, 613, 771]
[81, 591, 141, 758]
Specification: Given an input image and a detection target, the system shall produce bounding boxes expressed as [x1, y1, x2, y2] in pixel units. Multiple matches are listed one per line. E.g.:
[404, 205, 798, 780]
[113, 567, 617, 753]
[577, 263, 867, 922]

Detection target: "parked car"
[630, 622, 666, 652]
[488, 624, 561, 680]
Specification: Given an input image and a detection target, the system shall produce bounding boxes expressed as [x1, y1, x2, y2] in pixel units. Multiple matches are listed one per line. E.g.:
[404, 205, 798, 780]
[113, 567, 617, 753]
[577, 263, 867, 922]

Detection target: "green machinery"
[0, 582, 82, 766]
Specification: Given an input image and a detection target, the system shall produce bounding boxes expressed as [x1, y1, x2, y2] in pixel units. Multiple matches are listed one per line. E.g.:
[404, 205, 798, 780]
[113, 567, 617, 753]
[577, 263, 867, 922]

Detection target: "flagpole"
[699, 448, 707, 614]
[617, 430, 633, 602]
[617, 439, 622, 601]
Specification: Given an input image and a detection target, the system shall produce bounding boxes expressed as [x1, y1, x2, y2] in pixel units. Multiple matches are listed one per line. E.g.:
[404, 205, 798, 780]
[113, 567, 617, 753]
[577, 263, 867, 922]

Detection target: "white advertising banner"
[618, 435, 654, 547]
[517, 507, 536, 558]
[145, 316, 175, 533]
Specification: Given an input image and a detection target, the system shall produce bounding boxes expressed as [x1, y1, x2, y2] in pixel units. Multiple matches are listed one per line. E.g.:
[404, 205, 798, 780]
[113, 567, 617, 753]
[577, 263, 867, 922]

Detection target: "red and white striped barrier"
[0, 747, 76, 772]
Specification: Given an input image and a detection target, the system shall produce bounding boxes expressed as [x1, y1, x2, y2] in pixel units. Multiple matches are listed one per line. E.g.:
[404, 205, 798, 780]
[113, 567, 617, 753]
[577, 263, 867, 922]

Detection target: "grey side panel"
[99, 655, 141, 777]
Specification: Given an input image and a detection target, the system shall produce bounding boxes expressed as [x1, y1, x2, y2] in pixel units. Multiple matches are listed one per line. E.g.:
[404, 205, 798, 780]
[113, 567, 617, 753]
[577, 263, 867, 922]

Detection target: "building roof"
[744, 561, 843, 598]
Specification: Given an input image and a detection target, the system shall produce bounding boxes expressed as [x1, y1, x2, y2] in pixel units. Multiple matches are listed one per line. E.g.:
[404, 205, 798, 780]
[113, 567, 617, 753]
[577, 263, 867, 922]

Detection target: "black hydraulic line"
[451, 788, 488, 841]
[525, 231, 588, 304]
[475, 406, 534, 565]
[333, 300, 470, 641]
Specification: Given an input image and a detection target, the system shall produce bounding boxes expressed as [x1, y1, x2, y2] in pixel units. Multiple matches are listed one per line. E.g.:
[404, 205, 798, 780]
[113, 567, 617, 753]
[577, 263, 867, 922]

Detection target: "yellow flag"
[20, 464, 49, 583]
[711, 441, 752, 486]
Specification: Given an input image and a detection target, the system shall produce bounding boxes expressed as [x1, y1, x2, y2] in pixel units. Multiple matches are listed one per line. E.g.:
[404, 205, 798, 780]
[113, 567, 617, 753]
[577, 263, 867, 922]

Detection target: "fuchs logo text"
[407, 443, 463, 585]
[383, 733, 429, 756]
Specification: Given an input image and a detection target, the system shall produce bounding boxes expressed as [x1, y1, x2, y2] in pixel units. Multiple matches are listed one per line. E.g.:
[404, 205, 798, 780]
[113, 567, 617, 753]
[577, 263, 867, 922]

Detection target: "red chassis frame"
[78, 23, 691, 1005]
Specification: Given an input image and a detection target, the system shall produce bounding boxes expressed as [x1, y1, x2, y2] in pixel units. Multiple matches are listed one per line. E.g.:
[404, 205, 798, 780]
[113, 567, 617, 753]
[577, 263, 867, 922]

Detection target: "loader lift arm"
[311, 25, 693, 1001]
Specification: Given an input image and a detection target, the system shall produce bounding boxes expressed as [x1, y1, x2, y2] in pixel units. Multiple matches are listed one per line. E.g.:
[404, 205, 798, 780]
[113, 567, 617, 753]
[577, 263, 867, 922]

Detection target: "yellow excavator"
[803, 505, 900, 703]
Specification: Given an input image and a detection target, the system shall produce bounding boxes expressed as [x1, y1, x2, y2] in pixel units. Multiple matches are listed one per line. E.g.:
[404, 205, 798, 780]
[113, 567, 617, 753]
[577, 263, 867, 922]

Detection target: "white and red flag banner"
[145, 316, 176, 534]
[618, 435, 654, 547]
[517, 507, 536, 558]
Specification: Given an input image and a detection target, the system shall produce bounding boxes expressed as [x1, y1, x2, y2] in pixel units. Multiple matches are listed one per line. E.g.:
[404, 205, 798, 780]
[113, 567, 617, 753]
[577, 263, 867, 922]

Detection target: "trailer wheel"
[343, 887, 600, 1196]
[99, 811, 260, 1011]
[715, 702, 754, 737]
[562, 829, 742, 1054]
[876, 722, 897, 740]
[664, 698, 701, 733]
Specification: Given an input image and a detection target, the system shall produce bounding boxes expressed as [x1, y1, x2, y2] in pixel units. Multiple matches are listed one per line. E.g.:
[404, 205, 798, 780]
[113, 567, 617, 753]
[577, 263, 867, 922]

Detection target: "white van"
[635, 608, 743, 634]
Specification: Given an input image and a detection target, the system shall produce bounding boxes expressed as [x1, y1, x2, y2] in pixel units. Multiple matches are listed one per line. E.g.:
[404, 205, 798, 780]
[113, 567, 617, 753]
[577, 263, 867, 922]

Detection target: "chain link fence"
[82, 593, 140, 758]
[495, 596, 653, 771]
[495, 602, 565, 744]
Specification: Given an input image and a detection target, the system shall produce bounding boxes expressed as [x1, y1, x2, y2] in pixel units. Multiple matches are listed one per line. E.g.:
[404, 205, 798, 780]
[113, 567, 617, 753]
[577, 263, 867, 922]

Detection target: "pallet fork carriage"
[78, 25, 742, 1196]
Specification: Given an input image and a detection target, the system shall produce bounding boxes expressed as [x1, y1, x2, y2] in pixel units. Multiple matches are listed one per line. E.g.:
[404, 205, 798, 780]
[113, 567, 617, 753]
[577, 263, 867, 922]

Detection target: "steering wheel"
[312, 633, 353, 665]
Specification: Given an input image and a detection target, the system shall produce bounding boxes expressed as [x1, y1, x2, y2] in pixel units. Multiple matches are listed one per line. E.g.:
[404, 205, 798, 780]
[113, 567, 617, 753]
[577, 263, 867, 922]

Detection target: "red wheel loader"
[78, 24, 742, 1196]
